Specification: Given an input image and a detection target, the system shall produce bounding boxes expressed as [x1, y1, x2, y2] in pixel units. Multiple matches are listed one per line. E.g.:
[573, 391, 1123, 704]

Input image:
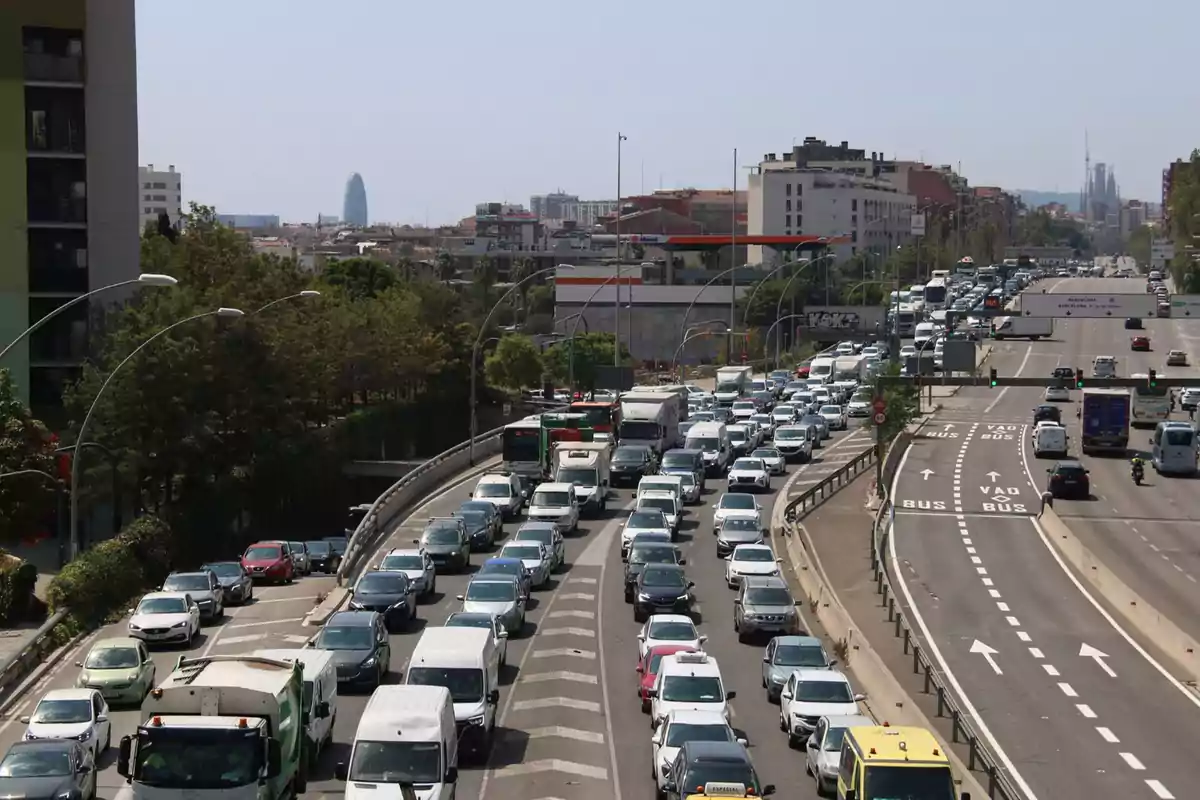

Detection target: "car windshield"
[728, 429, 746, 442]
[819, 406, 841, 415]
[691, 438, 719, 451]
[406, 667, 484, 703]
[243, 546, 281, 560]
[533, 491, 571, 507]
[640, 498, 675, 515]
[31, 699, 91, 724]
[642, 568, 686, 588]
[796, 680, 853, 703]
[774, 428, 803, 440]
[381, 554, 424, 571]
[305, 541, 331, 555]
[356, 573, 407, 594]
[752, 450, 780, 460]
[558, 468, 596, 486]
[803, 415, 825, 426]
[864, 765, 956, 800]
[648, 621, 697, 641]
[202, 563, 243, 578]
[137, 597, 187, 615]
[423, 527, 462, 545]
[664, 722, 733, 748]
[733, 547, 774, 562]
[733, 459, 763, 471]
[720, 495, 755, 510]
[481, 561, 522, 578]
[476, 483, 511, 498]
[723, 519, 760, 532]
[733, 402, 755, 411]
[349, 740, 440, 784]
[446, 614, 494, 630]
[661, 675, 724, 703]
[662, 453, 696, 469]
[630, 546, 677, 565]
[1165, 428, 1194, 447]
[745, 587, 792, 605]
[315, 625, 374, 650]
[504, 545, 542, 561]
[466, 581, 516, 602]
[457, 510, 488, 527]
[774, 644, 828, 667]
[824, 726, 850, 752]
[614, 448, 646, 463]
[678, 474, 696, 487]
[84, 646, 139, 669]
[0, 747, 71, 778]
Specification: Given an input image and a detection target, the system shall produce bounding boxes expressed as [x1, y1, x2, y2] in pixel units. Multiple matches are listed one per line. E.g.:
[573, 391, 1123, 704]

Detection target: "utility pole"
[729, 148, 738, 363]
[615, 133, 626, 365]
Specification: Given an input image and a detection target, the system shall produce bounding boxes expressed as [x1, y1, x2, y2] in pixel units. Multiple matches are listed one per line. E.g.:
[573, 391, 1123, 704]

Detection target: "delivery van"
[406, 627, 500, 762]
[253, 648, 338, 772]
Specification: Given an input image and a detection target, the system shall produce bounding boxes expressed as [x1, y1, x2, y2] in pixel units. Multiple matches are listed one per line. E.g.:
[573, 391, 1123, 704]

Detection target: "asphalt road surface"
[890, 274, 1200, 800]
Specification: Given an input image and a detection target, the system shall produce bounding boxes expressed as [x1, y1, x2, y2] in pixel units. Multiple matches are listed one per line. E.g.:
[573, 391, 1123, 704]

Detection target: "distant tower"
[343, 173, 368, 227]
[1084, 130, 1091, 219]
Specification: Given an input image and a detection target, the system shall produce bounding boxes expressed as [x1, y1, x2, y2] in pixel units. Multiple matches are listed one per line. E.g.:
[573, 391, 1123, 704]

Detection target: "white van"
[637, 475, 684, 505]
[913, 322, 937, 351]
[406, 627, 500, 761]
[253, 649, 337, 773]
[1152, 422, 1198, 476]
[1033, 423, 1069, 458]
[807, 357, 836, 384]
[685, 422, 732, 476]
[1092, 356, 1117, 378]
[338, 684, 456, 800]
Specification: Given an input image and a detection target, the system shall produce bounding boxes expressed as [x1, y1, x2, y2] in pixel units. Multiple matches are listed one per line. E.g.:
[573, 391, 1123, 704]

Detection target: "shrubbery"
[46, 515, 173, 626]
[0, 556, 39, 624]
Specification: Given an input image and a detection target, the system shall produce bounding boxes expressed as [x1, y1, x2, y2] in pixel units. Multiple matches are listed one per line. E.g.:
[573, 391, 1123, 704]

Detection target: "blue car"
[478, 557, 532, 600]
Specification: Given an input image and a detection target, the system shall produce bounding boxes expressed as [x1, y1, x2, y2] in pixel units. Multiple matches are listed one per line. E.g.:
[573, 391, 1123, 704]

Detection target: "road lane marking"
[1097, 727, 1119, 743]
[539, 627, 596, 638]
[531, 648, 596, 660]
[1146, 778, 1176, 798]
[518, 671, 598, 685]
[527, 726, 606, 744]
[1042, 664, 1060, 677]
[512, 697, 601, 713]
[1119, 752, 1146, 770]
[548, 609, 595, 619]
[558, 593, 596, 601]
[1057, 682, 1078, 697]
[492, 759, 609, 781]
[1077, 704, 1096, 718]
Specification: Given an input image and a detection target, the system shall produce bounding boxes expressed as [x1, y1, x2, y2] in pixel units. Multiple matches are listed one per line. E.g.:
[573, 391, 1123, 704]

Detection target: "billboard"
[1019, 293, 1156, 319]
[1169, 296, 1200, 318]
[910, 213, 926, 237]
[798, 306, 887, 335]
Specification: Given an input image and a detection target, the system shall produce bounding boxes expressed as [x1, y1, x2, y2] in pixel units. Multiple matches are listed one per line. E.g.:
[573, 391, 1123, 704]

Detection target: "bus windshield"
[569, 404, 614, 429]
[924, 280, 948, 305]
[502, 426, 540, 463]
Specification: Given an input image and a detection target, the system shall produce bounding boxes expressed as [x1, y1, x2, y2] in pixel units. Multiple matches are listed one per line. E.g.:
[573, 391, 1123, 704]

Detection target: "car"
[477, 556, 532, 599]
[845, 392, 872, 418]
[1131, 336, 1151, 351]
[1032, 404, 1062, 424]
[712, 493, 762, 536]
[498, 541, 553, 589]
[1092, 356, 1117, 378]
[451, 507, 494, 552]
[241, 541, 295, 584]
[1181, 388, 1200, 411]
[649, 650, 734, 728]
[734, 575, 803, 642]
[750, 391, 776, 412]
[348, 570, 418, 631]
[800, 413, 831, 441]
[751, 448, 785, 476]
[716, 517, 765, 558]
[835, 341, 856, 355]
[0, 739, 97, 800]
[731, 400, 757, 422]
[637, 491, 682, 537]
[1159, 302, 1171, 318]
[725, 543, 781, 588]
[1047, 459, 1090, 499]
[127, 592, 200, 646]
[637, 614, 706, 659]
[804, 713, 877, 795]
[19, 689, 111, 760]
[611, 445, 658, 486]
[633, 564, 695, 622]
[675, 472, 702, 505]
[284, 541, 311, 575]
[638, 644, 697, 713]
[818, 404, 847, 431]
[772, 424, 814, 462]
[661, 740, 775, 800]
[621, 510, 673, 558]
[1043, 385, 1071, 402]
[899, 345, 917, 360]
[199, 561, 253, 605]
[771, 404, 799, 427]
[309, 610, 390, 690]
[1125, 317, 1143, 329]
[650, 709, 747, 796]
[1051, 366, 1076, 380]
[527, 481, 581, 533]
[459, 500, 504, 540]
[444, 611, 511, 667]
[726, 424, 752, 456]
[514, 522, 565, 570]
[761, 635, 835, 702]
[74, 637, 155, 705]
[377, 547, 438, 600]
[750, 413, 776, 439]
[472, 471, 525, 520]
[624, 541, 686, 603]
[778, 669, 864, 746]
[415, 517, 472, 572]
[302, 540, 340, 574]
[1168, 350, 1189, 367]
[456, 577, 526, 636]
[727, 457, 770, 493]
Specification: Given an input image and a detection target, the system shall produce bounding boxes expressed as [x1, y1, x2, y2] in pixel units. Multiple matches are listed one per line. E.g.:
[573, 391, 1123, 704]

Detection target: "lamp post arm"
[0, 277, 151, 363]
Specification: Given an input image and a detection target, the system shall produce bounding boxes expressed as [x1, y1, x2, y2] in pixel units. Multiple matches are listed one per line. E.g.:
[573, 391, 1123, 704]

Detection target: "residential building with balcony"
[1, 0, 140, 412]
[138, 163, 183, 232]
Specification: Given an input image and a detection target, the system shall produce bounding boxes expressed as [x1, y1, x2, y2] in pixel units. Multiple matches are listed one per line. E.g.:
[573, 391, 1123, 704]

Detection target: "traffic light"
[989, 368, 998, 387]
[1075, 369, 1085, 389]
[1148, 369, 1157, 388]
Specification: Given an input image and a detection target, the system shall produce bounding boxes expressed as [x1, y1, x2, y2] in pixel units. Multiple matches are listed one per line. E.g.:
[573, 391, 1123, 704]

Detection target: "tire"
[103, 727, 111, 752]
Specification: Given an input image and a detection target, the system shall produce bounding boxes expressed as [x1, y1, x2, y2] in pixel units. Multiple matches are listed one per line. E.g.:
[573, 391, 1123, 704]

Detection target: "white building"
[138, 163, 183, 232]
[746, 161, 916, 264]
[561, 199, 618, 229]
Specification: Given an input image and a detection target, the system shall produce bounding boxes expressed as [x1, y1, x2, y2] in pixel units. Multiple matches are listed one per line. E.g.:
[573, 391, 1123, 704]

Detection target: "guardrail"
[783, 446, 877, 522]
[0, 608, 68, 704]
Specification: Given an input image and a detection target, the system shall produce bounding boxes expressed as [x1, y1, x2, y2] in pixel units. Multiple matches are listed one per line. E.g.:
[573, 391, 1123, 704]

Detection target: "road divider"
[0, 610, 68, 710]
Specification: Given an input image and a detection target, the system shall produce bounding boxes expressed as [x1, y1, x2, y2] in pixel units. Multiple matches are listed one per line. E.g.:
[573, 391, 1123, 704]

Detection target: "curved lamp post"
[470, 265, 574, 465]
[761, 314, 810, 368]
[671, 319, 730, 377]
[676, 265, 747, 358]
[740, 250, 810, 328]
[771, 253, 837, 367]
[565, 264, 634, 364]
[671, 325, 747, 377]
[68, 307, 246, 559]
[252, 289, 321, 315]
[0, 273, 178, 364]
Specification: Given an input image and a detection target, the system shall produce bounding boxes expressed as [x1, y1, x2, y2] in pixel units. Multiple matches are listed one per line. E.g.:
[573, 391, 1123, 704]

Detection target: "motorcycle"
[1132, 464, 1144, 486]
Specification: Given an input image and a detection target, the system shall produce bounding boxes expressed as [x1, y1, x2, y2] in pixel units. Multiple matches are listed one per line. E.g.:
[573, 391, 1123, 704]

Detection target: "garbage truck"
[114, 655, 304, 800]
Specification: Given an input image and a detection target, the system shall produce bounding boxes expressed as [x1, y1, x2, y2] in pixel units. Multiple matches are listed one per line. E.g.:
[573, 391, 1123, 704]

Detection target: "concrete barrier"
[1039, 506, 1200, 683]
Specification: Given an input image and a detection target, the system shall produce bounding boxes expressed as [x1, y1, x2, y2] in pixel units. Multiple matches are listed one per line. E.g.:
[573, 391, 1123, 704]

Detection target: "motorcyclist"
[1131, 457, 1145, 483]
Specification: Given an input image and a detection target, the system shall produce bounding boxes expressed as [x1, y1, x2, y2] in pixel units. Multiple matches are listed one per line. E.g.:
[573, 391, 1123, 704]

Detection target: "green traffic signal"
[989, 368, 998, 387]
[1149, 369, 1157, 388]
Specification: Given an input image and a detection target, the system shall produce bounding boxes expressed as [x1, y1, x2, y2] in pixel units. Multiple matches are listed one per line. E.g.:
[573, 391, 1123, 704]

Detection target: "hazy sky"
[136, 0, 1199, 225]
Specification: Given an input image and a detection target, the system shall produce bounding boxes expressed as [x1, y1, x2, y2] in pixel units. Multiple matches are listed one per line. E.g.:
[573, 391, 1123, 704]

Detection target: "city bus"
[891, 304, 918, 337]
[501, 418, 543, 480]
[1130, 375, 1172, 428]
[954, 257, 976, 279]
[568, 400, 621, 437]
[923, 277, 948, 308]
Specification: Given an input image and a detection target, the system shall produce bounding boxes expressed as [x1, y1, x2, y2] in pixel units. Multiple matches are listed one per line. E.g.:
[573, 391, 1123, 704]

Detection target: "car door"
[806, 717, 826, 768]
[762, 638, 776, 684]
[91, 691, 110, 746]
[137, 642, 155, 690]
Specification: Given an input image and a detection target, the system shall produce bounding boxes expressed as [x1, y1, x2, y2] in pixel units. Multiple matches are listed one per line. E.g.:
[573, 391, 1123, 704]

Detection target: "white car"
[861, 346, 881, 359]
[772, 404, 799, 426]
[637, 491, 681, 535]
[621, 510, 674, 556]
[835, 341, 856, 356]
[650, 651, 731, 728]
[805, 713, 874, 795]
[725, 544, 782, 587]
[1180, 388, 1200, 411]
[846, 393, 872, 418]
[1043, 385, 1071, 402]
[652, 710, 746, 795]
[899, 345, 917, 360]
[1030, 420, 1065, 442]
[637, 614, 706, 659]
[21, 688, 111, 759]
[127, 592, 201, 646]
[779, 669, 865, 746]
[731, 400, 757, 422]
[378, 547, 437, 600]
[712, 493, 763, 536]
[752, 448, 785, 476]
[727, 457, 770, 493]
[526, 482, 580, 533]
[772, 425, 814, 462]
[818, 405, 848, 431]
[472, 471, 525, 520]
[498, 541, 553, 589]
[750, 413, 776, 439]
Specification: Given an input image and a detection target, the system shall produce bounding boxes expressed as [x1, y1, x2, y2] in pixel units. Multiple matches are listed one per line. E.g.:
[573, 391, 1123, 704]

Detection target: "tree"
[435, 251, 456, 282]
[543, 332, 630, 392]
[484, 335, 544, 390]
[1126, 225, 1152, 265]
[0, 370, 57, 546]
[872, 362, 919, 443]
[321, 257, 398, 300]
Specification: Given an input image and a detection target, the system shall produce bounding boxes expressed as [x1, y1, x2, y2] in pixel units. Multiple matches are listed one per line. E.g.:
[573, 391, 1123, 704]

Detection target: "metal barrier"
[0, 608, 68, 703]
[783, 446, 877, 521]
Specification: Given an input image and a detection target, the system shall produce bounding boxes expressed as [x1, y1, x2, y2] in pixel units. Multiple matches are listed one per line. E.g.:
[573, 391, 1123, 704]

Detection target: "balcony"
[28, 228, 89, 294]
[26, 87, 86, 155]
[23, 27, 85, 86]
[28, 298, 88, 363]
[27, 159, 87, 226]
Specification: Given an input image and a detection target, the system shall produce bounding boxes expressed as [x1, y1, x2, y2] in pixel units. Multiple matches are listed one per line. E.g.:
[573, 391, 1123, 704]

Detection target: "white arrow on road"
[1079, 643, 1117, 677]
[986, 471, 1001, 482]
[970, 639, 1003, 675]
[944, 423, 956, 429]
[920, 469, 935, 481]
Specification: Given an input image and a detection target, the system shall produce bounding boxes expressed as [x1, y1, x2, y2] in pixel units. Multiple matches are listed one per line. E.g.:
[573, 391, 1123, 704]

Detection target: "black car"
[454, 509, 495, 551]
[624, 542, 686, 603]
[611, 446, 658, 487]
[0, 740, 95, 800]
[1125, 317, 1143, 330]
[311, 610, 391, 690]
[633, 564, 694, 622]
[199, 561, 254, 605]
[348, 570, 418, 632]
[304, 540, 340, 573]
[1051, 366, 1075, 380]
[1033, 404, 1062, 424]
[459, 500, 503, 539]
[324, 536, 349, 559]
[1047, 459, 1090, 499]
[662, 741, 774, 800]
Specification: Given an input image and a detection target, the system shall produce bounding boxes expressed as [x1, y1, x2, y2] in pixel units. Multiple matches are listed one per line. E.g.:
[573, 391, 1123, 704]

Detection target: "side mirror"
[780, 691, 792, 701]
[679, 557, 687, 565]
[316, 701, 330, 719]
[96, 713, 108, 723]
[647, 689, 658, 698]
[687, 581, 695, 588]
[636, 664, 644, 673]
[74, 661, 83, 667]
[498, 630, 509, 639]
[488, 689, 500, 703]
[853, 693, 866, 701]
[699, 635, 708, 644]
[117, 736, 132, 777]
[77, 762, 92, 774]
[445, 767, 459, 783]
[456, 595, 465, 601]
[762, 785, 776, 797]
[736, 736, 749, 746]
[726, 690, 737, 700]
[18, 716, 29, 724]
[637, 633, 645, 641]
[829, 659, 839, 667]
[267, 740, 282, 778]
[335, 761, 349, 781]
[412, 538, 420, 544]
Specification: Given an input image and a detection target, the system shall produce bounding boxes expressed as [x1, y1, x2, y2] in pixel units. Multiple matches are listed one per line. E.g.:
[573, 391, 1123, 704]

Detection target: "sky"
[136, 0, 1200, 226]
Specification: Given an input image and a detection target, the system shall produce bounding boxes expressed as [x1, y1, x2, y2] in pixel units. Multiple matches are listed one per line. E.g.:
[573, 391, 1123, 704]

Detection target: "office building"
[138, 163, 182, 232]
[1, 0, 140, 410]
[530, 192, 578, 220]
[342, 173, 368, 227]
[216, 213, 281, 229]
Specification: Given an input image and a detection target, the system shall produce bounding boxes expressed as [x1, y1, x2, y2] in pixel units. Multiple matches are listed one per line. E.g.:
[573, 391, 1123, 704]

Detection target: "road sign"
[1019, 293, 1156, 319]
[873, 412, 886, 425]
[872, 398, 887, 415]
[910, 213, 926, 237]
[1170, 296, 1200, 318]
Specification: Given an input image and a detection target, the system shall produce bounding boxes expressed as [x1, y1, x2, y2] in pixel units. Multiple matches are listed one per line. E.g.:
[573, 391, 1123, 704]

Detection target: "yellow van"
[836, 725, 968, 800]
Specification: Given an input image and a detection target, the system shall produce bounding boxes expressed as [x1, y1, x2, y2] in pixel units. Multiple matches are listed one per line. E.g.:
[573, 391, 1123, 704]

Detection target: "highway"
[891, 272, 1200, 800]
[2, 410, 874, 800]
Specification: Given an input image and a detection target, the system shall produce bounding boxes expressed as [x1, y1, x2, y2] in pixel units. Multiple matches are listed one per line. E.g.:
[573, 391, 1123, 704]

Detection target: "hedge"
[0, 555, 38, 625]
[46, 515, 173, 626]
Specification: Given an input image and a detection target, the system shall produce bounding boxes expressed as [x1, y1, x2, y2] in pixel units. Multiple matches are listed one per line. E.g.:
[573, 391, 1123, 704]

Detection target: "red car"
[637, 644, 698, 713]
[241, 541, 295, 584]
[1131, 336, 1151, 352]
[796, 365, 811, 378]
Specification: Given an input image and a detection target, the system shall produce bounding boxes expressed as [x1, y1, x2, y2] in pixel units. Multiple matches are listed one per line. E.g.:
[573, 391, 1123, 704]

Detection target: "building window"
[28, 297, 88, 363]
[785, 199, 791, 212]
[22, 27, 84, 84]
[26, 158, 86, 224]
[785, 215, 791, 228]
[852, 198, 858, 211]
[24, 86, 85, 154]
[852, 215, 858, 226]
[144, 206, 152, 214]
[143, 182, 152, 189]
[851, 231, 858, 243]
[28, 228, 88, 293]
[785, 183, 792, 196]
[797, 184, 803, 196]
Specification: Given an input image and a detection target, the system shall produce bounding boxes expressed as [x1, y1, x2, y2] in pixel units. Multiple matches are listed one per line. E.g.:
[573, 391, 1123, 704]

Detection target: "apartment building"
[0, 0, 140, 410]
[138, 164, 183, 232]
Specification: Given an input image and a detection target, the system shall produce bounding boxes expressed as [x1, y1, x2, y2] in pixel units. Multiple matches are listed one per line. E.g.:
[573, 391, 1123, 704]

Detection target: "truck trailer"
[1080, 388, 1131, 455]
[992, 316, 1054, 341]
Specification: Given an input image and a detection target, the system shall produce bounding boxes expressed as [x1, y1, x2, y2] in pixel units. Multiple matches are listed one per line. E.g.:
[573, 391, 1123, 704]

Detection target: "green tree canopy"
[543, 332, 631, 391]
[321, 257, 399, 300]
[0, 370, 57, 546]
[484, 335, 544, 390]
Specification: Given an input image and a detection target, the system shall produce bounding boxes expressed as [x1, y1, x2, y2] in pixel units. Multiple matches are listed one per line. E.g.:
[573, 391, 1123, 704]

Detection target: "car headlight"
[468, 715, 486, 726]
[349, 600, 365, 610]
[76, 729, 93, 741]
[361, 657, 377, 668]
[676, 594, 690, 602]
[171, 621, 188, 629]
[128, 623, 140, 631]
[638, 593, 652, 602]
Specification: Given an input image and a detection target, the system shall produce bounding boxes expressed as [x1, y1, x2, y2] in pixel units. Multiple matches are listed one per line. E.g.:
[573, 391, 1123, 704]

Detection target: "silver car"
[734, 576, 802, 642]
[514, 522, 565, 571]
[161, 571, 224, 622]
[676, 472, 702, 505]
[716, 517, 765, 558]
[805, 714, 873, 795]
[499, 541, 553, 589]
[800, 413, 831, 441]
[456, 577, 526, 634]
[378, 547, 437, 601]
[752, 448, 785, 476]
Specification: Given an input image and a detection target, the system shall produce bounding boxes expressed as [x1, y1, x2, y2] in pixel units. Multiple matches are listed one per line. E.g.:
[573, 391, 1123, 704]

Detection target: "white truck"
[619, 392, 682, 454]
[832, 355, 868, 383]
[115, 655, 305, 800]
[553, 441, 611, 515]
[714, 366, 753, 406]
[992, 316, 1054, 341]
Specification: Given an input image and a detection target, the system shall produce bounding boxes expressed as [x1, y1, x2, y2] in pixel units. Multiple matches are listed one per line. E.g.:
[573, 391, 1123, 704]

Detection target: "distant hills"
[1015, 190, 1080, 212]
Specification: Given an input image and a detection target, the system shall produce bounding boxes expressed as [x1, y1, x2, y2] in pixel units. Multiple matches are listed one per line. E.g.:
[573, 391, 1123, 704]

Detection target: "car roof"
[679, 740, 750, 761]
[139, 591, 190, 602]
[647, 613, 694, 624]
[447, 611, 495, 624]
[793, 668, 850, 683]
[91, 636, 141, 650]
[42, 688, 95, 701]
[743, 575, 788, 589]
[483, 557, 523, 566]
[535, 482, 572, 492]
[166, 570, 211, 578]
[384, 547, 423, 557]
[327, 610, 378, 626]
[665, 709, 730, 725]
[641, 563, 685, 574]
[477, 473, 515, 483]
[773, 634, 823, 648]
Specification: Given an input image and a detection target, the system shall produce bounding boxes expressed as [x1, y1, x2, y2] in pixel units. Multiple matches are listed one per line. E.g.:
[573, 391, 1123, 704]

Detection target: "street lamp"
[740, 249, 809, 328]
[670, 324, 745, 376]
[0, 469, 67, 566]
[55, 442, 121, 534]
[470, 265, 574, 465]
[677, 264, 749, 359]
[772, 254, 837, 366]
[67, 307, 245, 560]
[0, 273, 178, 363]
[252, 289, 321, 315]
[761, 314, 809, 368]
[615, 132, 628, 364]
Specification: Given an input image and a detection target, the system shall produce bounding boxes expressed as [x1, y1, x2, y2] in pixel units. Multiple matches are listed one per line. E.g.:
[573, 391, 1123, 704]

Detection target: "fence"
[0, 608, 68, 706]
[783, 446, 877, 522]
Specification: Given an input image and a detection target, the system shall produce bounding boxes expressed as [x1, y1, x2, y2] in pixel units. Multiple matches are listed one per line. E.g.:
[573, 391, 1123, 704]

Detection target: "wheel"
[779, 711, 787, 732]
[102, 727, 111, 752]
